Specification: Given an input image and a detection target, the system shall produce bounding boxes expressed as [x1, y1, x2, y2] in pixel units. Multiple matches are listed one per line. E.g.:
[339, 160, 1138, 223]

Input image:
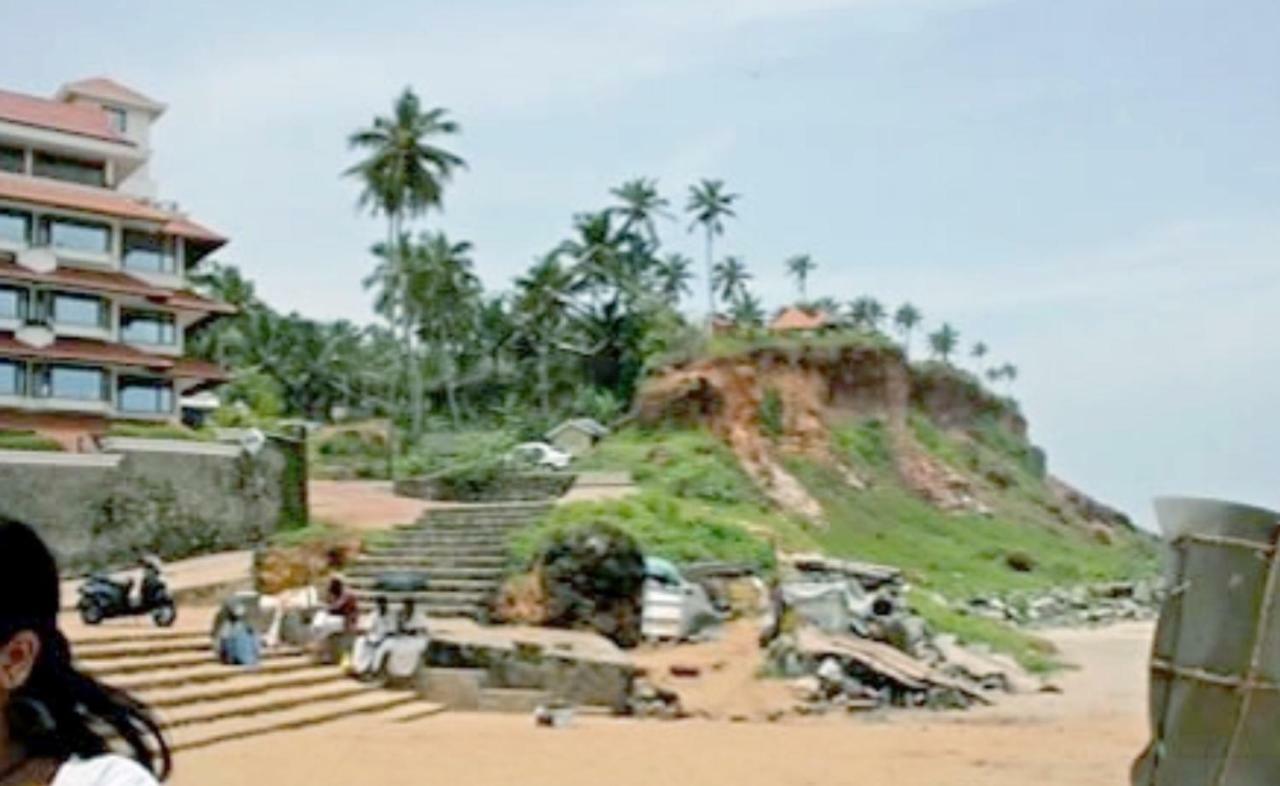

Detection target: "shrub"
[536, 522, 646, 647]
[759, 387, 784, 438]
[0, 430, 64, 452]
[107, 423, 210, 441]
[1005, 550, 1037, 573]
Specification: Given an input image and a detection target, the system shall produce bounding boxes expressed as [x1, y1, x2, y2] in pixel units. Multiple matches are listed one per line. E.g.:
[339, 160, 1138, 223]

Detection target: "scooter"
[78, 555, 177, 627]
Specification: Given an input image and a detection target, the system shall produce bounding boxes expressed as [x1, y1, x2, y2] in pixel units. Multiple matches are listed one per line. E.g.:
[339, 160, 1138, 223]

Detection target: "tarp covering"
[1133, 497, 1280, 786]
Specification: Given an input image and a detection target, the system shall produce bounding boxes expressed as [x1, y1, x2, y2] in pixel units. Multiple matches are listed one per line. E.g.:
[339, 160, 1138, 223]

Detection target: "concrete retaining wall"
[0, 436, 307, 573]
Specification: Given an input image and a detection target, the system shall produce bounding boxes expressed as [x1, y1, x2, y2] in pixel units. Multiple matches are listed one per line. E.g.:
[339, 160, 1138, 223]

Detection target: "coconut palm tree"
[848, 296, 886, 333]
[785, 254, 816, 301]
[729, 291, 766, 328]
[655, 253, 695, 305]
[514, 255, 575, 416]
[409, 232, 480, 428]
[346, 87, 464, 441]
[894, 303, 922, 358]
[610, 178, 670, 247]
[928, 323, 960, 364]
[685, 179, 739, 319]
[711, 256, 752, 304]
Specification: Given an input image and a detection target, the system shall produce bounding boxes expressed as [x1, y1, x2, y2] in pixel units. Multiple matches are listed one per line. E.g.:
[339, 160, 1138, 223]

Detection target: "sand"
[171, 621, 1153, 786]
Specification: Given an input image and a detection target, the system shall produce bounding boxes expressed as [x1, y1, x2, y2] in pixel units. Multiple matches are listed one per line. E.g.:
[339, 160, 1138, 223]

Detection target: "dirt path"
[171, 622, 1153, 786]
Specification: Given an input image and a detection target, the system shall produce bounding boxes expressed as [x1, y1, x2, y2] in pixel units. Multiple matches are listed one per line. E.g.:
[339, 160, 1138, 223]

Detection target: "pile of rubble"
[754, 553, 1045, 716]
[966, 579, 1162, 628]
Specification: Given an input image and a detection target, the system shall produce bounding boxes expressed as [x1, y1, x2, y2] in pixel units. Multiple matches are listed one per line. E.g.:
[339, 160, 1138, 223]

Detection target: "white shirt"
[52, 756, 159, 786]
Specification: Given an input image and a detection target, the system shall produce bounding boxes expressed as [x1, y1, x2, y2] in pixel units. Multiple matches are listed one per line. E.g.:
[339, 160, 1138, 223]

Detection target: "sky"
[8, 0, 1279, 527]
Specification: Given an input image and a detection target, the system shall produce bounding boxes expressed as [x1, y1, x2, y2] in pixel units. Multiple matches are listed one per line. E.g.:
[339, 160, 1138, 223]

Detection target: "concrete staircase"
[347, 501, 551, 619]
[73, 627, 443, 751]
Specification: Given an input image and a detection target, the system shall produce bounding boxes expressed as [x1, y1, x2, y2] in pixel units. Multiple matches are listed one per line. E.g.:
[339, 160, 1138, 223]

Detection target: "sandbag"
[1133, 497, 1280, 786]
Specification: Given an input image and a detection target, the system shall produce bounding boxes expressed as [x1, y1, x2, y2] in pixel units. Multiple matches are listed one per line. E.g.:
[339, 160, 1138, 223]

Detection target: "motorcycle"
[78, 555, 177, 627]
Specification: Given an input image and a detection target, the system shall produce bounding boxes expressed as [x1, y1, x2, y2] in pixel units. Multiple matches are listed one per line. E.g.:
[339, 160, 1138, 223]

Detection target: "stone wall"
[0, 436, 307, 573]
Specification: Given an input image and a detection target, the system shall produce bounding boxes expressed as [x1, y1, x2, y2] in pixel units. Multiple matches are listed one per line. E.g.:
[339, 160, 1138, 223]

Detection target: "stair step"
[106, 655, 316, 693]
[348, 577, 499, 593]
[378, 702, 450, 724]
[74, 637, 210, 661]
[139, 666, 342, 709]
[347, 565, 505, 580]
[68, 628, 209, 647]
[81, 648, 299, 678]
[167, 690, 425, 752]
[159, 680, 373, 728]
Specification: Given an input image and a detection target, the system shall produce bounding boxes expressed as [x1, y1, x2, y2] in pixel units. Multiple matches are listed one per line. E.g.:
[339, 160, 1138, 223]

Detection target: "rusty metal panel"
[1134, 497, 1280, 786]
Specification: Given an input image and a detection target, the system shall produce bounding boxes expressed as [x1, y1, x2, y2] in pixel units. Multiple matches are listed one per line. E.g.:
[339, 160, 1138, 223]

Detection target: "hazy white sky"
[9, 0, 1279, 526]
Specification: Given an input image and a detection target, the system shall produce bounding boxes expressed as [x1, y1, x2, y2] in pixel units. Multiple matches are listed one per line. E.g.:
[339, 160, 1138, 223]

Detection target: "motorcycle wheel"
[80, 603, 105, 626]
[152, 603, 177, 628]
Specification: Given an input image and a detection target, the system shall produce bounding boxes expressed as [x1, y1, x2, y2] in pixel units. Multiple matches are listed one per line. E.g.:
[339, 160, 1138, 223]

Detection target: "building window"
[42, 365, 108, 401]
[0, 360, 24, 396]
[0, 287, 27, 321]
[0, 146, 22, 174]
[51, 293, 107, 328]
[0, 209, 30, 246]
[104, 106, 128, 134]
[122, 230, 176, 274]
[117, 378, 173, 414]
[120, 310, 176, 345]
[32, 152, 106, 188]
[41, 217, 111, 256]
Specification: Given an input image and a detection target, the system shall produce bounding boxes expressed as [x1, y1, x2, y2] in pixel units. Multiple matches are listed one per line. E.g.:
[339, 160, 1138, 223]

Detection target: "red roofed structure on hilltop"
[0, 76, 232, 447]
[769, 305, 834, 333]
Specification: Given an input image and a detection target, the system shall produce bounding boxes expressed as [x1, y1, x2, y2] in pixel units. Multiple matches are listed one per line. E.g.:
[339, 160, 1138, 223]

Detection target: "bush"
[0, 430, 64, 452]
[536, 522, 647, 647]
[107, 423, 210, 441]
[759, 388, 784, 438]
[1005, 550, 1037, 573]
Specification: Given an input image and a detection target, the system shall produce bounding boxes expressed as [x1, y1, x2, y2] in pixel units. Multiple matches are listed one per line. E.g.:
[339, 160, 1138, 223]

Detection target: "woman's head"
[0, 518, 169, 779]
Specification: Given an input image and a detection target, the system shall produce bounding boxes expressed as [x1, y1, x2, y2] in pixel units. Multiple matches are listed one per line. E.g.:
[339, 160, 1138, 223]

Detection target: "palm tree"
[655, 253, 695, 305]
[409, 232, 480, 428]
[894, 303, 922, 358]
[711, 256, 752, 304]
[971, 341, 989, 375]
[847, 296, 886, 333]
[928, 323, 960, 364]
[610, 178, 670, 246]
[785, 254, 816, 301]
[346, 87, 464, 442]
[729, 291, 766, 328]
[514, 255, 574, 416]
[685, 179, 739, 319]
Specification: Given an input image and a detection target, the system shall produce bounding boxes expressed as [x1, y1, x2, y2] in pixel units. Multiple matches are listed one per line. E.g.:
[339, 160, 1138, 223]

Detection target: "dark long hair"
[0, 518, 171, 779]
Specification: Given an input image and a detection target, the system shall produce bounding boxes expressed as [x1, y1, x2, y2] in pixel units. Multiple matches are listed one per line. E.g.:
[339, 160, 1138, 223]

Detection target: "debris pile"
[966, 579, 1162, 628]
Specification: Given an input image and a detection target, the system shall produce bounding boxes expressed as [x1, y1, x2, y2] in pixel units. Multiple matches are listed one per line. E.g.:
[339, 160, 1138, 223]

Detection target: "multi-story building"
[0, 77, 232, 449]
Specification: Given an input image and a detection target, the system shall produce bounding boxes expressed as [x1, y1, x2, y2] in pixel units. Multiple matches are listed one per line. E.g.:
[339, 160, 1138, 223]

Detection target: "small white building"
[545, 417, 610, 457]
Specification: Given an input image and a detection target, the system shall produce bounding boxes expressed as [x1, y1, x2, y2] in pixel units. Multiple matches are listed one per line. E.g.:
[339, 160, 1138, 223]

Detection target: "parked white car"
[508, 442, 573, 470]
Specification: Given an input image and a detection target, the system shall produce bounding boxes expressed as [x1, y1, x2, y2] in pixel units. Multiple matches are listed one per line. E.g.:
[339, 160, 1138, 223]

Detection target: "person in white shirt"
[0, 518, 170, 785]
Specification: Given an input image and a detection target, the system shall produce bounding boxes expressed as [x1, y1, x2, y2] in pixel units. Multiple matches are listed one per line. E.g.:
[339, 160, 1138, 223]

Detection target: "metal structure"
[1134, 497, 1280, 786]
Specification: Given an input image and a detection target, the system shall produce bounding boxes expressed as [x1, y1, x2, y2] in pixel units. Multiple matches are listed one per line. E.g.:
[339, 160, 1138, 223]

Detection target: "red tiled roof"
[0, 88, 129, 144]
[0, 260, 235, 315]
[61, 78, 163, 111]
[0, 333, 172, 369]
[770, 306, 832, 332]
[0, 172, 227, 250]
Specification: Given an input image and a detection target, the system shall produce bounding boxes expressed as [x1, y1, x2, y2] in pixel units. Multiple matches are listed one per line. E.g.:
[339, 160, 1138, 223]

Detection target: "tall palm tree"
[514, 255, 575, 416]
[655, 253, 695, 305]
[928, 323, 960, 364]
[711, 256, 752, 304]
[685, 179, 739, 319]
[894, 303, 922, 358]
[610, 178, 670, 247]
[847, 296, 886, 333]
[346, 87, 464, 442]
[785, 254, 816, 301]
[409, 232, 480, 428]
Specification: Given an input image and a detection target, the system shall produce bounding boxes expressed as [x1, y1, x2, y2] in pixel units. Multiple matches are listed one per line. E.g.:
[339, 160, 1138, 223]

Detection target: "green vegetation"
[512, 492, 776, 573]
[106, 423, 211, 441]
[758, 388, 785, 439]
[0, 430, 64, 452]
[909, 591, 1060, 674]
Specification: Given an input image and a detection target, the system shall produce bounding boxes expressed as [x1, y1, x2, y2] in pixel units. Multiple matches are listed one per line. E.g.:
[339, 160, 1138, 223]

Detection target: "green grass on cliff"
[556, 421, 1158, 671]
